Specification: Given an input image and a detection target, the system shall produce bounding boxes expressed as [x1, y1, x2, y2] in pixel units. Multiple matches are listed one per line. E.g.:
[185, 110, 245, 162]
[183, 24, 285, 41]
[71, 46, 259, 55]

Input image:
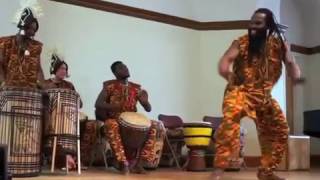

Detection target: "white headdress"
[13, 0, 43, 35]
[47, 48, 68, 76]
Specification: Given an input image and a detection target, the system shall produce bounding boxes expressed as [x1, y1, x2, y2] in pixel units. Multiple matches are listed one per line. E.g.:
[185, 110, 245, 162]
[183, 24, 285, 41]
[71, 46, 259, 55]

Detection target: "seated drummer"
[95, 61, 157, 174]
[42, 53, 82, 170]
[43, 53, 76, 90]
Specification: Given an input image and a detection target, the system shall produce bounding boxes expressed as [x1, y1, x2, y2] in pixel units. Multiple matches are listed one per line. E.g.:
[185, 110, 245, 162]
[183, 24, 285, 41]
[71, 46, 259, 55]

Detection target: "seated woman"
[43, 54, 75, 90]
[42, 53, 82, 170]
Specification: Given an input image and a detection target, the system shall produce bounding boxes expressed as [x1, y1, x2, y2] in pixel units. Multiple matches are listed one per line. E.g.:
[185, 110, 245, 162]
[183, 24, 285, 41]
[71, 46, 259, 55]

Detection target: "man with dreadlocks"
[0, 5, 44, 88]
[212, 8, 301, 180]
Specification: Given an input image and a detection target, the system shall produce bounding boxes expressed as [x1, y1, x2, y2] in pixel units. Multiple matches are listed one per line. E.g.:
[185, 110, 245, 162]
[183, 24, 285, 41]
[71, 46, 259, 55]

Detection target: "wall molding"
[49, 0, 320, 55]
[245, 155, 320, 168]
[49, 0, 249, 30]
[291, 44, 320, 55]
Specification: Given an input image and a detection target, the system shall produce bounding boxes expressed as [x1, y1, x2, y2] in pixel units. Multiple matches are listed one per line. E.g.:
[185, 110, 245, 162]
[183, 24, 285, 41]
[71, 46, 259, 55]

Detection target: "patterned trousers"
[105, 119, 157, 164]
[214, 87, 289, 175]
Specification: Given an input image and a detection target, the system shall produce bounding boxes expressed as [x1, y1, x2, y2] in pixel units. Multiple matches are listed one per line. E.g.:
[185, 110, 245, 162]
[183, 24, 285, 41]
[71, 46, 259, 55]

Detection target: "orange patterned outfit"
[0, 36, 42, 88]
[214, 34, 289, 175]
[103, 80, 157, 164]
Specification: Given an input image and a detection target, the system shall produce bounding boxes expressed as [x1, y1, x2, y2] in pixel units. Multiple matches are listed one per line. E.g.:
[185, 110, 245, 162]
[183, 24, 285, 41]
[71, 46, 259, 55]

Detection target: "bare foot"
[120, 161, 130, 175]
[211, 168, 224, 180]
[130, 161, 147, 174]
[257, 171, 286, 180]
[66, 154, 76, 170]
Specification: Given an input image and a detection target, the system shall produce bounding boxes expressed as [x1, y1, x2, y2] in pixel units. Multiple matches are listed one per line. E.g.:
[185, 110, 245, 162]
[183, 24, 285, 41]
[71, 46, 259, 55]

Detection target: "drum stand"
[89, 124, 109, 169]
[163, 129, 181, 169]
[50, 93, 60, 173]
[76, 97, 81, 175]
[50, 93, 81, 175]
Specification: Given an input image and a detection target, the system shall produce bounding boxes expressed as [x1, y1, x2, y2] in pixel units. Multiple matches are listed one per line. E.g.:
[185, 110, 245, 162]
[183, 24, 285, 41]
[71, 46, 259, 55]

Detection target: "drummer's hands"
[138, 89, 149, 104]
[66, 154, 76, 170]
[138, 89, 151, 112]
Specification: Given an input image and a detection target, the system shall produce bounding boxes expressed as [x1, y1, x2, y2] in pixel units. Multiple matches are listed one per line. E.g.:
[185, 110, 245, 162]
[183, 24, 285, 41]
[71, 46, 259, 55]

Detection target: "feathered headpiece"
[48, 48, 69, 77]
[13, 0, 43, 35]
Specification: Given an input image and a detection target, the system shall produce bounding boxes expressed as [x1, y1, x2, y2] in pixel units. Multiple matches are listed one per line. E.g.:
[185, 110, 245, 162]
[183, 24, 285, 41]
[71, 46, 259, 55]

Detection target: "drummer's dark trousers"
[105, 119, 158, 163]
[214, 86, 289, 175]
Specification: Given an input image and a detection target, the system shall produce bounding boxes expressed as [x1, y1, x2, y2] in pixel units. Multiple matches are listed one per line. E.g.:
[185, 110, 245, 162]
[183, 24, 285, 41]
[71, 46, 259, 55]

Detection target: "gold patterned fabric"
[214, 34, 289, 175]
[103, 80, 156, 164]
[0, 36, 42, 88]
[105, 118, 157, 163]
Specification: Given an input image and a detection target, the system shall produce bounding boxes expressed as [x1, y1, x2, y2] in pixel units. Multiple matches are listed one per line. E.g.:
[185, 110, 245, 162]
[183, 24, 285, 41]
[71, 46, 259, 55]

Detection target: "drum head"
[183, 122, 212, 128]
[119, 112, 151, 128]
[183, 122, 213, 148]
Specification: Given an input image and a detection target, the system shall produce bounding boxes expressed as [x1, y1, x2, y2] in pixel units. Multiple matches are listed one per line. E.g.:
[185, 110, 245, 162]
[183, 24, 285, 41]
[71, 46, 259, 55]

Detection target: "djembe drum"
[0, 87, 43, 177]
[118, 112, 151, 160]
[183, 122, 212, 171]
[44, 88, 81, 173]
[142, 120, 165, 169]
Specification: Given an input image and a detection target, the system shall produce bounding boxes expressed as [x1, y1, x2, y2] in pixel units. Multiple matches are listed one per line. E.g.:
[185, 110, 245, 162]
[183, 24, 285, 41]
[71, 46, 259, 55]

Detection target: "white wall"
[304, 54, 320, 111]
[281, 0, 320, 155]
[198, 30, 245, 117]
[187, 0, 256, 22]
[104, 0, 257, 22]
[280, 0, 305, 46]
[256, 0, 281, 20]
[281, 0, 320, 47]
[291, 53, 307, 135]
[290, 0, 320, 47]
[38, 0, 203, 121]
[289, 53, 320, 155]
[0, 0, 20, 36]
[302, 54, 320, 155]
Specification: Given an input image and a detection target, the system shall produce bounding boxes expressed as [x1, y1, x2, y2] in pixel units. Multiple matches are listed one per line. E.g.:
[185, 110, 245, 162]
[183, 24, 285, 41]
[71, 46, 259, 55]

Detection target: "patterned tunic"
[103, 80, 141, 119]
[89, 80, 157, 163]
[214, 34, 289, 175]
[0, 36, 42, 88]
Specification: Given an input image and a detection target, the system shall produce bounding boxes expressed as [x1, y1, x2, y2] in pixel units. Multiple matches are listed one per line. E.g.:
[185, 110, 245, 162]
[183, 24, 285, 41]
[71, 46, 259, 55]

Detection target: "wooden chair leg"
[101, 140, 108, 169]
[164, 133, 181, 169]
[66, 156, 69, 174]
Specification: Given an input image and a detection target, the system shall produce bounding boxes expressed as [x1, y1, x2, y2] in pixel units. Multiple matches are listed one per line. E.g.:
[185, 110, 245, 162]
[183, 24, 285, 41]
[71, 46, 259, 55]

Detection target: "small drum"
[183, 122, 212, 171]
[142, 120, 165, 169]
[44, 89, 80, 157]
[118, 112, 151, 158]
[0, 87, 43, 177]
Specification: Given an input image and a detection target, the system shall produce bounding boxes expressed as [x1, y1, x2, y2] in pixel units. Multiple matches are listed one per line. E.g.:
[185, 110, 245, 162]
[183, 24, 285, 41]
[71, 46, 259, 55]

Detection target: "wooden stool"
[278, 135, 310, 170]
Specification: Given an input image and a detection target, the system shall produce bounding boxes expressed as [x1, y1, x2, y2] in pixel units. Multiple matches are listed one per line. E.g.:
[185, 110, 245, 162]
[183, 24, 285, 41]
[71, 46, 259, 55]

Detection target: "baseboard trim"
[244, 155, 320, 167]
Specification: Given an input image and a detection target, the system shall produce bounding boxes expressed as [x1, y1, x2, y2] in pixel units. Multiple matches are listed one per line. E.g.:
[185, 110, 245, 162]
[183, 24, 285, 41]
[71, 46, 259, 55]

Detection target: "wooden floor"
[14, 168, 320, 180]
